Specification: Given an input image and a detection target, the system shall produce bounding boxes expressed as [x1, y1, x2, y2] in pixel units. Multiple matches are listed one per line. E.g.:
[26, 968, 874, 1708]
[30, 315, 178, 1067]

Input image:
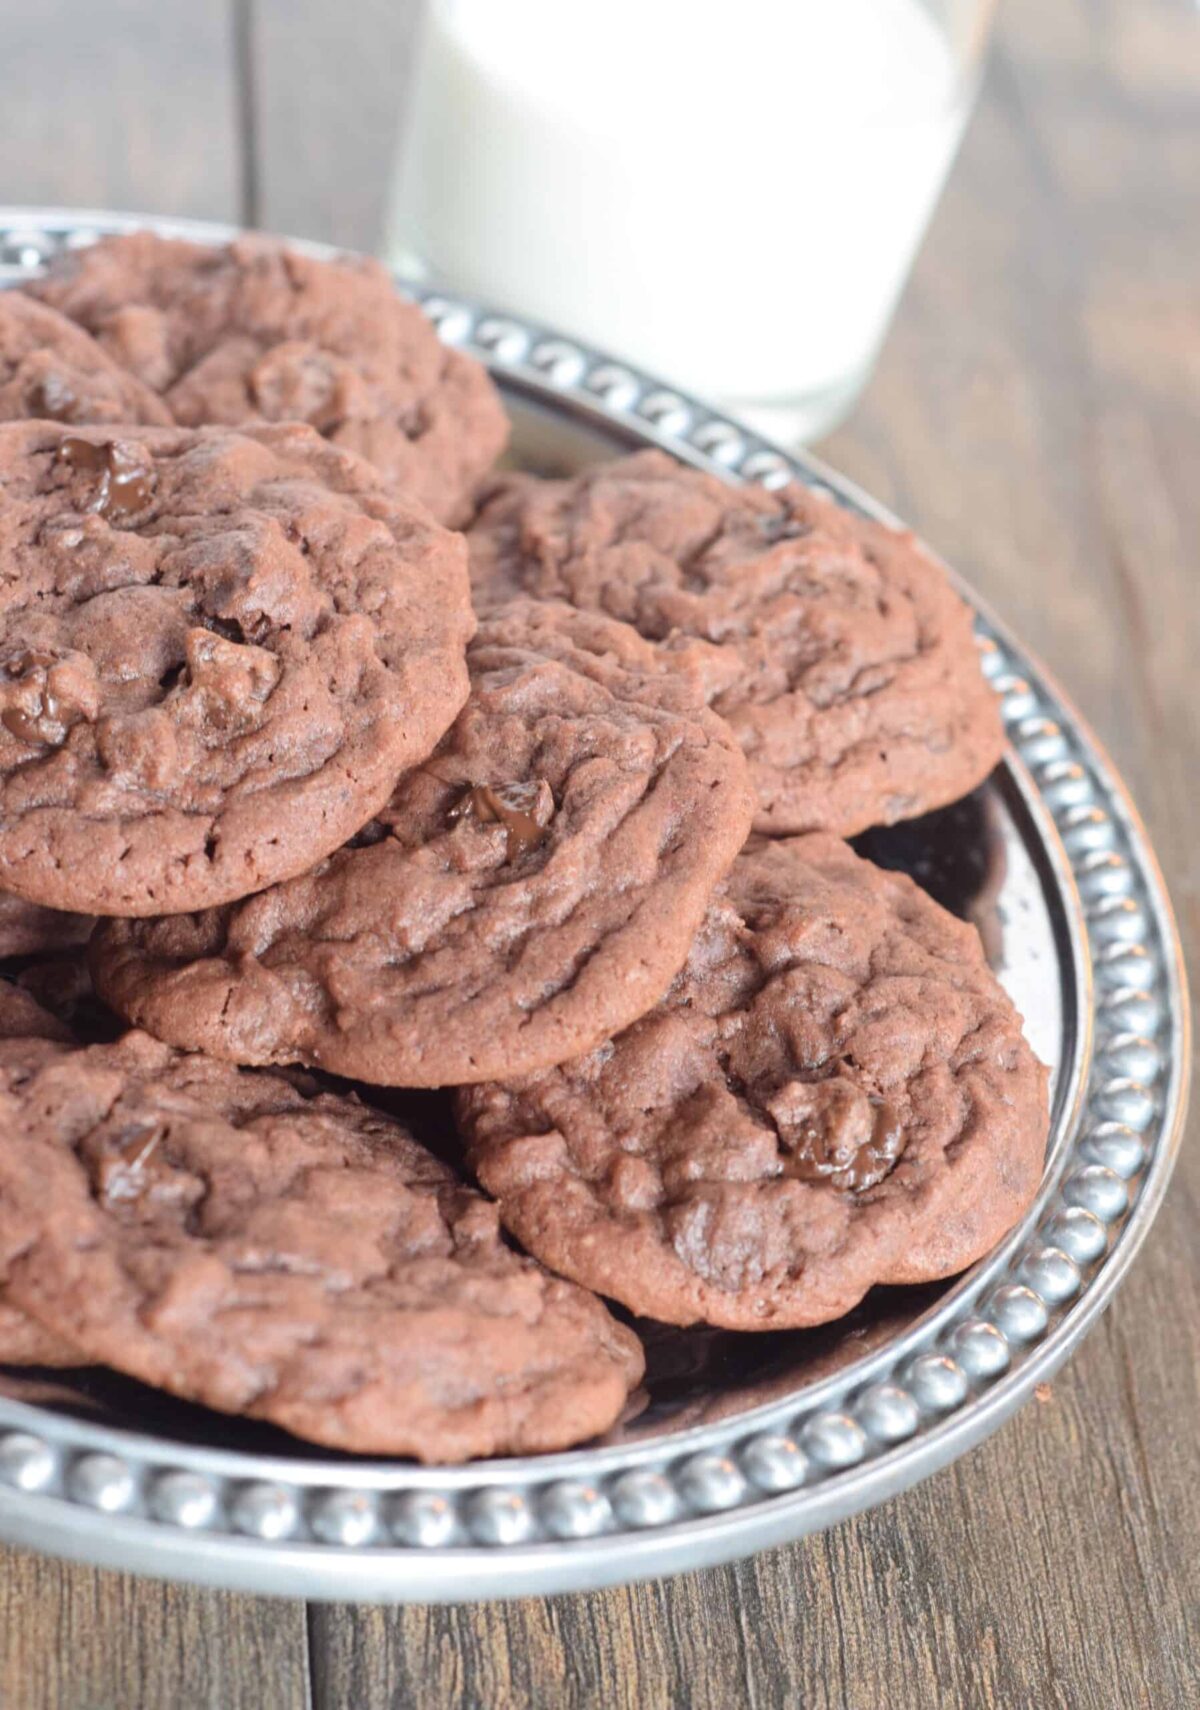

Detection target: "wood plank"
[0, 1546, 311, 1710]
[0, 0, 241, 222]
[249, 0, 423, 249]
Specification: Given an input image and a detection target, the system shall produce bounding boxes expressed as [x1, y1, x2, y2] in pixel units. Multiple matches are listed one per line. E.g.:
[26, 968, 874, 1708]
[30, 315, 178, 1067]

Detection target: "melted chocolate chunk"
[787, 1097, 906, 1192]
[0, 649, 87, 749]
[450, 779, 554, 863]
[770, 1076, 907, 1193]
[1, 706, 53, 746]
[59, 436, 156, 522]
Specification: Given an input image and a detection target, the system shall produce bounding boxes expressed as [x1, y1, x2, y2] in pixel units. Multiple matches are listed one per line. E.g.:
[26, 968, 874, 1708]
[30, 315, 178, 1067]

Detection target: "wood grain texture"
[0, 0, 241, 222]
[249, 0, 422, 249]
[0, 0, 1196, 1706]
[0, 1547, 311, 1710]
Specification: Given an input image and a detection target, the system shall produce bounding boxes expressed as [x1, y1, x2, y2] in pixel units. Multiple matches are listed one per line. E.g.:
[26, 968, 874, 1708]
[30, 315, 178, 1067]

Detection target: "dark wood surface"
[0, 1, 1196, 1704]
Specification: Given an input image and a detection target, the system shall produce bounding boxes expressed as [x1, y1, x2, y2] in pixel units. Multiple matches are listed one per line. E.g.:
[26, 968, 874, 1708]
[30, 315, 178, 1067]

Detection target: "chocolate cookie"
[470, 452, 1005, 836]
[32, 232, 508, 522]
[0, 419, 472, 915]
[0, 1030, 643, 1457]
[92, 601, 756, 1085]
[457, 834, 1049, 1330]
[0, 888, 93, 958]
[0, 290, 172, 427]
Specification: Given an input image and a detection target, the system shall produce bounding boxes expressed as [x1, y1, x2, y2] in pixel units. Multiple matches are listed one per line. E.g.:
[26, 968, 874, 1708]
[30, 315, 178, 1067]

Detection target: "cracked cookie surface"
[92, 601, 755, 1085]
[470, 452, 1005, 835]
[0, 419, 472, 915]
[32, 232, 508, 522]
[0, 289, 172, 428]
[457, 834, 1049, 1329]
[0, 1030, 643, 1457]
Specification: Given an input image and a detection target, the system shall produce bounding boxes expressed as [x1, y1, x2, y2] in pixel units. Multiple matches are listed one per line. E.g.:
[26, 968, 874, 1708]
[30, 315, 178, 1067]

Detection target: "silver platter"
[0, 209, 1189, 1601]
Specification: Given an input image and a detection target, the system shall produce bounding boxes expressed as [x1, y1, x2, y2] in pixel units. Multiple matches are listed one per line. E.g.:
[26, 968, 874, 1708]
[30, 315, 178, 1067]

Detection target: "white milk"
[386, 0, 974, 440]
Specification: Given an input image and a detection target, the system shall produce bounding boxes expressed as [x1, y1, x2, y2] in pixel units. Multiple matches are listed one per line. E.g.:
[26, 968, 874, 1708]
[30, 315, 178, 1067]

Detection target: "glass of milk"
[385, 0, 996, 444]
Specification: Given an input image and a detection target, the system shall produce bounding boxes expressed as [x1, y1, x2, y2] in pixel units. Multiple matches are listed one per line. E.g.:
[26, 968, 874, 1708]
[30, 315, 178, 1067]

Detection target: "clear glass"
[385, 0, 997, 444]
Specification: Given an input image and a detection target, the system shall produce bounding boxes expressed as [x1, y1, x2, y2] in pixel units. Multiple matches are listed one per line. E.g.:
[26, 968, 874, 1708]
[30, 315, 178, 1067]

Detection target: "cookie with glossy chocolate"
[469, 452, 1005, 836]
[0, 290, 172, 428]
[0, 419, 472, 915]
[0, 1030, 643, 1457]
[32, 232, 508, 522]
[457, 834, 1049, 1330]
[92, 601, 755, 1085]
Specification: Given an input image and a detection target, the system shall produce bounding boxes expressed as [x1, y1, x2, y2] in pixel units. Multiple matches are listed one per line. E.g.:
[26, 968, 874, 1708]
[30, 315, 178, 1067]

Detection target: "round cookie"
[0, 888, 93, 958]
[0, 290, 172, 427]
[457, 833, 1049, 1330]
[0, 1030, 644, 1458]
[0, 419, 472, 915]
[469, 452, 1006, 836]
[91, 601, 756, 1086]
[32, 232, 508, 522]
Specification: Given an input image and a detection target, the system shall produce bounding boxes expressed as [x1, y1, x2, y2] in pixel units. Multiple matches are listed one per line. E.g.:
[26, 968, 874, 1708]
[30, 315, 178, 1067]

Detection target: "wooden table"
[0, 2, 1196, 1705]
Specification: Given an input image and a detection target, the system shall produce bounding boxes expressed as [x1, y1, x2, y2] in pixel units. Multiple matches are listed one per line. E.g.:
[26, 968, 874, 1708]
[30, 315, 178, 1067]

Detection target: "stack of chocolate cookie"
[0, 235, 1048, 1461]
